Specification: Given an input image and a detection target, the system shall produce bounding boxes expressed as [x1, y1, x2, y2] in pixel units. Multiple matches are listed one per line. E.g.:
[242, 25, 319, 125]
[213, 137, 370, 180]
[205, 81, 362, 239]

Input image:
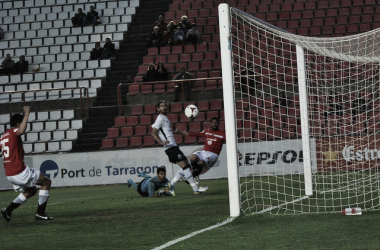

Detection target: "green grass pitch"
[1, 179, 379, 249]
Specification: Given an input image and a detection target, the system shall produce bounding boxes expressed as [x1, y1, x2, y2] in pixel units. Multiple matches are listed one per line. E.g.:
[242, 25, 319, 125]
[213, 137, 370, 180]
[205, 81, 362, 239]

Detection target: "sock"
[183, 167, 199, 192]
[170, 168, 185, 186]
[37, 190, 50, 215]
[7, 193, 27, 214]
[131, 182, 138, 191]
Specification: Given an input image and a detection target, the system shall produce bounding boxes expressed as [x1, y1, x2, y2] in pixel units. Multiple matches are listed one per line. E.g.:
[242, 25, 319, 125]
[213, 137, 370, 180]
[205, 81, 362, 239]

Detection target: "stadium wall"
[0, 139, 316, 190]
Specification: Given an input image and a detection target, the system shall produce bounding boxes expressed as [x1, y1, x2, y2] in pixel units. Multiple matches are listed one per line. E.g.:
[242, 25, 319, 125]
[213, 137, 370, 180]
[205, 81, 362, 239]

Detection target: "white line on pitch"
[319, 175, 379, 194]
[151, 217, 236, 250]
[22, 201, 66, 209]
[252, 195, 310, 214]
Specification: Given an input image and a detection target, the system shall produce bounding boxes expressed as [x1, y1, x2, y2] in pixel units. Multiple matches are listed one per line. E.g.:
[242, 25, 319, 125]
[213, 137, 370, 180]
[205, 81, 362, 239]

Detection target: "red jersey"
[188, 129, 226, 155]
[0, 128, 26, 176]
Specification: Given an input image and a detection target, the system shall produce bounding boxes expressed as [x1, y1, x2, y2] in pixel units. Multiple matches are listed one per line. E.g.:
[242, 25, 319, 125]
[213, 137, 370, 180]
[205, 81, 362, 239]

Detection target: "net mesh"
[229, 7, 380, 215]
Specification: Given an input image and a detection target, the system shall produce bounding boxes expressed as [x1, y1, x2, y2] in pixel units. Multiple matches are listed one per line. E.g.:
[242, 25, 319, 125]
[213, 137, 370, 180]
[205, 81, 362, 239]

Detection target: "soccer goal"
[219, 4, 380, 217]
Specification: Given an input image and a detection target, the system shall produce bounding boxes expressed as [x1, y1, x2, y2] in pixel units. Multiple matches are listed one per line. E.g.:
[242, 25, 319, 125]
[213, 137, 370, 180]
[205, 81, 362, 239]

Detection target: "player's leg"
[1, 187, 37, 221]
[34, 173, 54, 220]
[127, 179, 138, 190]
[177, 160, 208, 194]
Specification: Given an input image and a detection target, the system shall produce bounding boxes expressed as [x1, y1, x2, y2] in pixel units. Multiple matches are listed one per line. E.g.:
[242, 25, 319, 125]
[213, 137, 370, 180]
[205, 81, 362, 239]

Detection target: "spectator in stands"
[173, 66, 195, 102]
[162, 24, 175, 46]
[16, 55, 29, 75]
[178, 15, 192, 36]
[174, 26, 185, 46]
[147, 26, 163, 48]
[85, 5, 100, 27]
[277, 91, 289, 107]
[156, 62, 168, 81]
[142, 64, 158, 82]
[102, 37, 116, 59]
[71, 8, 86, 27]
[168, 21, 177, 31]
[0, 54, 17, 75]
[240, 63, 256, 95]
[90, 42, 103, 60]
[0, 27, 4, 40]
[154, 15, 167, 34]
[186, 23, 201, 45]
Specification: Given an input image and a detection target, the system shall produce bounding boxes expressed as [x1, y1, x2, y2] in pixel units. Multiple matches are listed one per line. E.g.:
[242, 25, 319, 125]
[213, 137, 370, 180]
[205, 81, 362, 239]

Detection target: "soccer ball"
[184, 104, 199, 119]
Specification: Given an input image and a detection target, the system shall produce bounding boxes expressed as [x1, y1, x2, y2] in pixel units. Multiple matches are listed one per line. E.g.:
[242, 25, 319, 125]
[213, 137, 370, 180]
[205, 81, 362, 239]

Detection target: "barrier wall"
[0, 139, 316, 190]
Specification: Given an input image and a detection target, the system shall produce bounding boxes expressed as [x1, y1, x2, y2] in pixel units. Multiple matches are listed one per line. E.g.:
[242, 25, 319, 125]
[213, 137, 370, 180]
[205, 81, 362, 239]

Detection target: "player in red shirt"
[170, 117, 226, 188]
[0, 106, 54, 221]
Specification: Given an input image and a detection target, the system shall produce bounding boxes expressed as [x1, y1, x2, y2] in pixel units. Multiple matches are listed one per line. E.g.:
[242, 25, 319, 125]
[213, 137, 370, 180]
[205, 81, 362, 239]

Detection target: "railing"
[0, 87, 90, 118]
[117, 77, 223, 116]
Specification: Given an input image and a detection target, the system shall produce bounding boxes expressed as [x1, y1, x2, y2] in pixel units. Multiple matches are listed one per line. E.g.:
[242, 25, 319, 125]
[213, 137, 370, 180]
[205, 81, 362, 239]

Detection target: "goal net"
[219, 4, 380, 216]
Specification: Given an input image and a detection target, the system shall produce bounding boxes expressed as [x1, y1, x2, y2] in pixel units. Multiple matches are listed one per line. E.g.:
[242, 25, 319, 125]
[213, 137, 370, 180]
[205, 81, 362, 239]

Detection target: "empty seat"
[143, 136, 156, 147]
[114, 117, 126, 127]
[129, 137, 142, 147]
[39, 132, 52, 142]
[131, 106, 143, 116]
[107, 128, 119, 138]
[53, 131, 65, 141]
[47, 142, 60, 152]
[139, 116, 152, 126]
[115, 138, 129, 148]
[120, 127, 133, 137]
[101, 138, 114, 149]
[60, 141, 72, 151]
[71, 120, 83, 130]
[135, 126, 147, 136]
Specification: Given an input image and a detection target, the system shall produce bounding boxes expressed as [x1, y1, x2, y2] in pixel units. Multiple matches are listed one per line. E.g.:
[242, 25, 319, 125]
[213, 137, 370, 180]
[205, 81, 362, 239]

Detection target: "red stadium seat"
[196, 43, 207, 52]
[101, 138, 114, 149]
[167, 54, 179, 63]
[180, 53, 191, 62]
[156, 55, 166, 63]
[141, 84, 152, 94]
[143, 136, 156, 147]
[139, 115, 152, 126]
[115, 138, 128, 148]
[120, 127, 133, 137]
[144, 104, 157, 115]
[106, 128, 119, 138]
[197, 101, 209, 111]
[282, 127, 295, 139]
[160, 47, 171, 55]
[129, 137, 142, 147]
[147, 47, 158, 55]
[254, 130, 267, 140]
[272, 118, 283, 128]
[135, 126, 147, 136]
[210, 100, 223, 110]
[257, 119, 270, 129]
[131, 105, 143, 116]
[167, 114, 178, 123]
[194, 112, 206, 122]
[127, 116, 139, 126]
[175, 122, 187, 132]
[240, 129, 253, 139]
[184, 45, 195, 53]
[153, 84, 166, 94]
[189, 122, 201, 132]
[172, 46, 183, 54]
[208, 43, 219, 51]
[143, 56, 154, 65]
[170, 103, 183, 113]
[188, 62, 200, 71]
[192, 53, 204, 61]
[267, 128, 281, 140]
[128, 85, 140, 95]
[113, 116, 126, 127]
[205, 80, 217, 90]
[192, 81, 204, 91]
[206, 111, 219, 121]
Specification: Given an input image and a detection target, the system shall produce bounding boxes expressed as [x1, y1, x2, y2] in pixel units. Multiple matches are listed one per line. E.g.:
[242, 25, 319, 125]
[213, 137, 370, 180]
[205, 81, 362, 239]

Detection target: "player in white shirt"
[151, 100, 208, 195]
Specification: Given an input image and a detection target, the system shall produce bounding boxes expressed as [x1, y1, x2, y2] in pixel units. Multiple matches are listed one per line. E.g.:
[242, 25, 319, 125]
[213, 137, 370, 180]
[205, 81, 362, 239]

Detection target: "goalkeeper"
[127, 166, 171, 197]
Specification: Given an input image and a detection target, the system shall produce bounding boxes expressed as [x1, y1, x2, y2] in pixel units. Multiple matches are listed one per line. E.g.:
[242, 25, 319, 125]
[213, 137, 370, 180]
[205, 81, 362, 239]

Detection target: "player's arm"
[185, 130, 204, 137]
[147, 182, 160, 197]
[151, 127, 168, 145]
[17, 106, 30, 136]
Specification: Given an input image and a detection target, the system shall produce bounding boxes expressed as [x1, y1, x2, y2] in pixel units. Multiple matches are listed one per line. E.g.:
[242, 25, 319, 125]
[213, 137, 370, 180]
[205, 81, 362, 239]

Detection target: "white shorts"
[6, 166, 40, 192]
[193, 150, 219, 170]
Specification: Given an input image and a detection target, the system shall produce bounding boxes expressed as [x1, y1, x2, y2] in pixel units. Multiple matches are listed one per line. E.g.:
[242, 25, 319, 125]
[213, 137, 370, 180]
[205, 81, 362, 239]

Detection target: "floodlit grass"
[0, 179, 379, 249]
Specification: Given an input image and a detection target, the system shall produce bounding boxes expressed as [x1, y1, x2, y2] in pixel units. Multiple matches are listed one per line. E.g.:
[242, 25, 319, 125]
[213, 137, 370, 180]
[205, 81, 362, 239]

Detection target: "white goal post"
[219, 3, 380, 216]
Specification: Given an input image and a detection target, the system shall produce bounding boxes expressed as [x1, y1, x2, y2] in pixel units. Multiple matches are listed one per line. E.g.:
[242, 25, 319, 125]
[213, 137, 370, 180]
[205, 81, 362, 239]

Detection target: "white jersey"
[152, 114, 177, 149]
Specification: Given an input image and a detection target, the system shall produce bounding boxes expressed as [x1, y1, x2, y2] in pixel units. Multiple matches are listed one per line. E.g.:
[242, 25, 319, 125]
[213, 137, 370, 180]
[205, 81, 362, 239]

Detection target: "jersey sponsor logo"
[40, 160, 59, 179]
[178, 154, 182, 159]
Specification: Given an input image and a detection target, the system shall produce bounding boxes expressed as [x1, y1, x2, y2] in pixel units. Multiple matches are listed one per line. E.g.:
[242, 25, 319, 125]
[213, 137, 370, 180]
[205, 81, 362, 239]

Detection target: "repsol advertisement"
[0, 139, 316, 190]
[239, 139, 317, 176]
